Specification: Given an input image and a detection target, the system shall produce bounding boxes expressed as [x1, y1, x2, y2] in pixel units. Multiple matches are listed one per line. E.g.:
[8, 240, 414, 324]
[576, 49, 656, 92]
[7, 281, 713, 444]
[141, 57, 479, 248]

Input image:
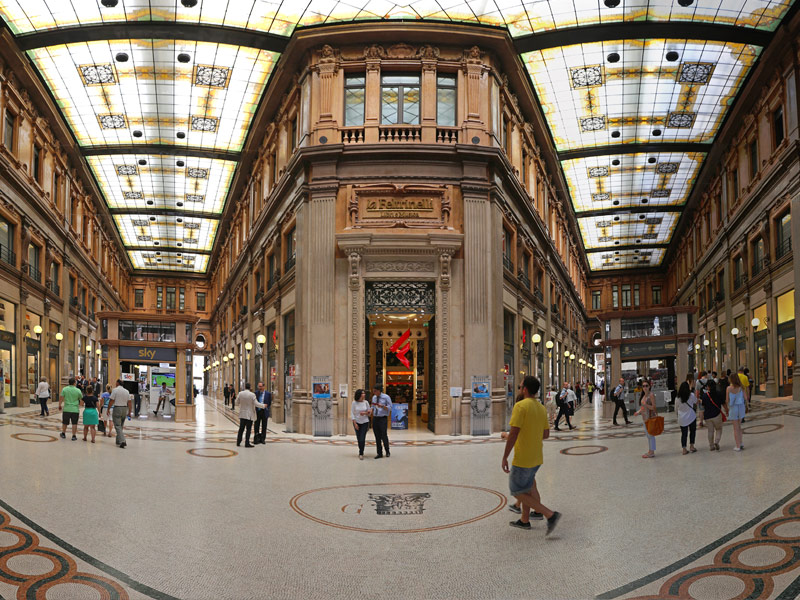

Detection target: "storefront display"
[753, 304, 768, 395]
[777, 290, 794, 396]
[0, 300, 15, 407]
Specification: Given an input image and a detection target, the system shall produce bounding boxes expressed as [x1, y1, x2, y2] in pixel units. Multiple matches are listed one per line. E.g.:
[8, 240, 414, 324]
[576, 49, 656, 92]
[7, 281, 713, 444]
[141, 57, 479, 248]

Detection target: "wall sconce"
[545, 340, 554, 350]
[731, 327, 739, 336]
[695, 344, 700, 350]
[33, 325, 42, 335]
[532, 333, 541, 344]
[751, 317, 760, 328]
[95, 348, 101, 355]
[244, 342, 253, 351]
[86, 344, 92, 352]
[564, 350, 570, 357]
[703, 339, 710, 347]
[228, 352, 234, 359]
[55, 332, 63, 342]
[569, 354, 575, 361]
[223, 356, 229, 362]
[256, 334, 266, 345]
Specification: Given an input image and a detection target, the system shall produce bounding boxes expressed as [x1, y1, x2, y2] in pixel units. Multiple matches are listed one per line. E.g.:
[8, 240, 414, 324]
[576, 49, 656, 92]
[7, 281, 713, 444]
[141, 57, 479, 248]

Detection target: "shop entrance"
[365, 281, 436, 432]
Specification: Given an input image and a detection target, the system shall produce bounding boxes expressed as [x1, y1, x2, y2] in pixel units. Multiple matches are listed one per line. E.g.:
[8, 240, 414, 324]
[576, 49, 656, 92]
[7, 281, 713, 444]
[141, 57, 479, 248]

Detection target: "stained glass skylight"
[0, 0, 792, 36]
[588, 248, 667, 271]
[579, 212, 678, 249]
[114, 215, 218, 252]
[128, 250, 209, 272]
[28, 40, 276, 151]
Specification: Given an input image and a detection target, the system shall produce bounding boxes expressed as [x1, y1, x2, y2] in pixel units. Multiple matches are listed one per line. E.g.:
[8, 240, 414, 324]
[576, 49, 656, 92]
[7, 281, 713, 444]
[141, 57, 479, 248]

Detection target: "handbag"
[645, 415, 664, 436]
[707, 392, 727, 422]
[97, 420, 106, 433]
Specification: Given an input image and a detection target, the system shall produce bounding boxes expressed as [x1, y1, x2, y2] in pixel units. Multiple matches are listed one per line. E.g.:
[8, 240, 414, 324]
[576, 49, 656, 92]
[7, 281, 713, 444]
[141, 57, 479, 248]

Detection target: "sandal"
[642, 453, 654, 459]
[682, 448, 689, 455]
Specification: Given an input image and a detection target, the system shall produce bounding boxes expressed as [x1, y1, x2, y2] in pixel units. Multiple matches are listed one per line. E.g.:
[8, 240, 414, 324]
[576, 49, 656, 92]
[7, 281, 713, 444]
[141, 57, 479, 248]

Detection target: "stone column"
[462, 46, 487, 145]
[544, 269, 552, 393]
[346, 248, 365, 429]
[314, 45, 340, 144]
[363, 45, 382, 143]
[17, 289, 30, 407]
[764, 279, 779, 397]
[435, 248, 453, 433]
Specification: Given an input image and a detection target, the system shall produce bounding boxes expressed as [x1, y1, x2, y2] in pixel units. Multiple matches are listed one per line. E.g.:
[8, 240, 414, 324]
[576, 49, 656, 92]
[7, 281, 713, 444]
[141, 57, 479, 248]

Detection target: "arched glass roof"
[0, 0, 795, 273]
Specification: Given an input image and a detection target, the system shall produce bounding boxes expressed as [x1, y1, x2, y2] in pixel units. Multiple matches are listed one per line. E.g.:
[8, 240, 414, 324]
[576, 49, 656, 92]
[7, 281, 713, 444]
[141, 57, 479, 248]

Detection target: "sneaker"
[60, 432, 66, 439]
[71, 435, 77, 441]
[508, 504, 522, 514]
[359, 455, 364, 461]
[733, 446, 742, 452]
[715, 443, 720, 451]
[531, 512, 544, 521]
[546, 511, 562, 537]
[119, 442, 126, 449]
[374, 455, 383, 459]
[509, 519, 531, 530]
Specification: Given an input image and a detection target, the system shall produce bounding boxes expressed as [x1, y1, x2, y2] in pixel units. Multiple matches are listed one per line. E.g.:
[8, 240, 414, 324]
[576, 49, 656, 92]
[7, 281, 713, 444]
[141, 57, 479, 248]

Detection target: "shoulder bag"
[644, 399, 664, 436]
[706, 391, 727, 422]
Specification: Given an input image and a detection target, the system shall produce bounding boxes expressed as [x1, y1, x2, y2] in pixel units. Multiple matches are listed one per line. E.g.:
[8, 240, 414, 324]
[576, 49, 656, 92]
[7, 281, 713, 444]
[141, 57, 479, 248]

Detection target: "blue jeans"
[644, 424, 656, 452]
[354, 421, 369, 455]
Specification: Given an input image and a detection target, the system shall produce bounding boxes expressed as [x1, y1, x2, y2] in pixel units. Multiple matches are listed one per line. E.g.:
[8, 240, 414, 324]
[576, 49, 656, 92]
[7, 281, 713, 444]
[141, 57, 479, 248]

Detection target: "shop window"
[196, 292, 206, 311]
[156, 286, 163, 309]
[777, 290, 795, 396]
[436, 74, 456, 127]
[0, 217, 13, 266]
[748, 139, 758, 179]
[652, 285, 662, 305]
[166, 287, 176, 310]
[3, 110, 14, 153]
[179, 287, 185, 310]
[777, 212, 791, 258]
[344, 74, 365, 126]
[380, 74, 420, 125]
[621, 284, 631, 308]
[591, 291, 601, 310]
[612, 285, 619, 308]
[773, 105, 784, 148]
[134, 288, 144, 308]
[33, 144, 42, 183]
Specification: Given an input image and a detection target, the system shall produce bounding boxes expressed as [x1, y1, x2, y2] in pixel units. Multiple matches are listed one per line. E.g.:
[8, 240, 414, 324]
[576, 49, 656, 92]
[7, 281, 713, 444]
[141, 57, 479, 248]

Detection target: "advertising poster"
[311, 375, 332, 437]
[471, 375, 492, 436]
[391, 403, 409, 429]
[149, 368, 176, 415]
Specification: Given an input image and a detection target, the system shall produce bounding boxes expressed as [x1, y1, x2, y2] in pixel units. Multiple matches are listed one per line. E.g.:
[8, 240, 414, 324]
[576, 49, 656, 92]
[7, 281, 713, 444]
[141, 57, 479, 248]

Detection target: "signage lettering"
[119, 345, 177, 362]
[365, 198, 434, 212]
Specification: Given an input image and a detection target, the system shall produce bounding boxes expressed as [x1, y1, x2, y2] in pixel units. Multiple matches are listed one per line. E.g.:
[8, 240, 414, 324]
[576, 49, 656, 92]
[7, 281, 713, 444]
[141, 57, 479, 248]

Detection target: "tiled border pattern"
[559, 445, 608, 455]
[598, 484, 800, 599]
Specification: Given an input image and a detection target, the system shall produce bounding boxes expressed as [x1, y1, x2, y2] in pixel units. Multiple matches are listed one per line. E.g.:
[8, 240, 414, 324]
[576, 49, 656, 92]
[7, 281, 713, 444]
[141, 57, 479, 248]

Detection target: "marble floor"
[1, 392, 799, 600]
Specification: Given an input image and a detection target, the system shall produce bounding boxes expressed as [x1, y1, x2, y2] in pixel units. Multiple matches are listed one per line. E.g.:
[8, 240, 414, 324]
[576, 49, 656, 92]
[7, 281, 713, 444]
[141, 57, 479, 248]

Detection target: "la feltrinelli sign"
[348, 183, 453, 229]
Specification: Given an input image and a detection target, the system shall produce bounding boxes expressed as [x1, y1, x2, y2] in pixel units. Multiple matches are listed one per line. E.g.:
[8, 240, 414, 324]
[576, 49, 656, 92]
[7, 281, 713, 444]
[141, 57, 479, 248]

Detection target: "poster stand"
[311, 375, 332, 437]
[470, 376, 492, 436]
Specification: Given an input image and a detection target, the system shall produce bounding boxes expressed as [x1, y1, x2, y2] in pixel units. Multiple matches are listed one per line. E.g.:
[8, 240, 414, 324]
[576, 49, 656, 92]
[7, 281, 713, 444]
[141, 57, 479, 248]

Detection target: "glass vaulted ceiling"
[0, 1, 795, 273]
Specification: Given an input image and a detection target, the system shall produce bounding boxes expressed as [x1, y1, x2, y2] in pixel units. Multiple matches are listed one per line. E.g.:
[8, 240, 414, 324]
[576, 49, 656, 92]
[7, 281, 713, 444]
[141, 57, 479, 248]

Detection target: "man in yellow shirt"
[501, 375, 561, 535]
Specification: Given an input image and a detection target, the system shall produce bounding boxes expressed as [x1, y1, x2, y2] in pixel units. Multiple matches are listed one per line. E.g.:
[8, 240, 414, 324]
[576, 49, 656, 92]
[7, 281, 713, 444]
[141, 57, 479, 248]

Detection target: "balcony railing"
[70, 296, 79, 307]
[48, 281, 60, 295]
[378, 125, 421, 143]
[435, 127, 459, 143]
[267, 274, 278, 290]
[27, 264, 41, 282]
[534, 288, 543, 303]
[254, 290, 263, 303]
[734, 274, 747, 290]
[240, 305, 248, 317]
[518, 271, 530, 290]
[776, 236, 791, 259]
[341, 127, 364, 143]
[751, 259, 764, 277]
[502, 254, 513, 272]
[0, 244, 15, 267]
[284, 255, 296, 272]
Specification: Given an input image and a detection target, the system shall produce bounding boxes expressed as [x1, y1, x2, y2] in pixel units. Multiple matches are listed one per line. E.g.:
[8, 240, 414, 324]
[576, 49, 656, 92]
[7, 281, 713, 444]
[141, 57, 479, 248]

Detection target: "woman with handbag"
[700, 380, 726, 451]
[634, 379, 658, 458]
[675, 381, 697, 455]
[726, 375, 748, 451]
[350, 389, 371, 460]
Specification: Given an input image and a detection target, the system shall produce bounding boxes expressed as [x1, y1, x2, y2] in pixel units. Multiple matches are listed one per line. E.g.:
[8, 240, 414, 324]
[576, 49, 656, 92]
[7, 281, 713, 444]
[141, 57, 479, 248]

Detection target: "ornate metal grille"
[365, 281, 435, 314]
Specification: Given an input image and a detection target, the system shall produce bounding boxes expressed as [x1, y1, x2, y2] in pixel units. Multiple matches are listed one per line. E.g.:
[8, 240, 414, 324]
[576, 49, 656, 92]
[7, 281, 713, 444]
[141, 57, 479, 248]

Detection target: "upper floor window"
[268, 253, 277, 282]
[652, 285, 662, 305]
[50, 261, 59, 288]
[344, 75, 365, 126]
[156, 286, 163, 309]
[777, 212, 791, 258]
[612, 285, 619, 308]
[734, 256, 745, 287]
[166, 287, 176, 310]
[436, 74, 456, 127]
[381, 74, 420, 125]
[3, 111, 14, 153]
[751, 237, 765, 275]
[0, 218, 13, 266]
[729, 168, 739, 202]
[33, 144, 42, 183]
[502, 227, 513, 270]
[134, 288, 144, 308]
[285, 227, 296, 270]
[196, 292, 206, 311]
[633, 284, 640, 307]
[621, 284, 631, 308]
[290, 117, 298, 150]
[179, 287, 185, 311]
[27, 243, 40, 282]
[772, 105, 785, 148]
[748, 139, 758, 179]
[591, 291, 601, 310]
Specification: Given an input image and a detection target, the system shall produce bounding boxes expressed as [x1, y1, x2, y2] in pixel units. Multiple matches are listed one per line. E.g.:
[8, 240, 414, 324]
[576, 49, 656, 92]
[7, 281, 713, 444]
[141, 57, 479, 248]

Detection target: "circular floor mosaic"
[10, 433, 57, 443]
[290, 482, 506, 533]
[559, 445, 608, 456]
[187, 447, 238, 458]
[743, 423, 784, 434]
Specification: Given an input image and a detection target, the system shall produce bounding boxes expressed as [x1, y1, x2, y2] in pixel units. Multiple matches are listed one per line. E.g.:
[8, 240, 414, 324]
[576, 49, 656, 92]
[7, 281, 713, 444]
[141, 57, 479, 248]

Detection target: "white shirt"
[236, 390, 265, 421]
[35, 381, 50, 398]
[109, 385, 131, 409]
[676, 393, 697, 427]
[351, 400, 370, 424]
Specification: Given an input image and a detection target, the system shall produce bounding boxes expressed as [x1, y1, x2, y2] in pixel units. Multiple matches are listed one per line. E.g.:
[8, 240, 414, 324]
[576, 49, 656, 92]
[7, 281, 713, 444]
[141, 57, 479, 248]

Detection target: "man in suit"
[612, 377, 632, 426]
[235, 382, 265, 448]
[253, 381, 272, 444]
[223, 383, 230, 407]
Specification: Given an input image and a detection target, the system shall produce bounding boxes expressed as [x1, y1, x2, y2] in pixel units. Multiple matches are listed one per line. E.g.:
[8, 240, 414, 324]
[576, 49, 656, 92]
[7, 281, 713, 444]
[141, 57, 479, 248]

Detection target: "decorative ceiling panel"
[113, 214, 218, 252]
[578, 212, 678, 249]
[128, 249, 209, 272]
[27, 40, 277, 151]
[522, 39, 760, 152]
[86, 154, 235, 214]
[588, 247, 666, 270]
[0, 0, 792, 36]
[562, 151, 705, 213]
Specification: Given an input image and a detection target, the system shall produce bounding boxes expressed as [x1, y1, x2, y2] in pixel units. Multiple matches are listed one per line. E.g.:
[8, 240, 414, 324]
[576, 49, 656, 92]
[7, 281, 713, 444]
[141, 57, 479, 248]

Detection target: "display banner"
[471, 376, 492, 436]
[311, 375, 332, 437]
[119, 345, 177, 362]
[283, 375, 294, 433]
[620, 340, 677, 359]
[391, 403, 409, 429]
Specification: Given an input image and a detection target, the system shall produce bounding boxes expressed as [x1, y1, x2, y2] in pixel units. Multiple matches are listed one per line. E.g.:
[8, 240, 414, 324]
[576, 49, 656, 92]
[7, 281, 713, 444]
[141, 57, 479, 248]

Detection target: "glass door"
[755, 331, 768, 395]
[778, 321, 794, 396]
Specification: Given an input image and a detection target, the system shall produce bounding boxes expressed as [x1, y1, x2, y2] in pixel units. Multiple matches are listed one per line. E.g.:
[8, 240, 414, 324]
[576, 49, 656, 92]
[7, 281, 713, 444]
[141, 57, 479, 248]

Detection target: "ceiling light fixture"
[177, 53, 192, 63]
[115, 53, 129, 62]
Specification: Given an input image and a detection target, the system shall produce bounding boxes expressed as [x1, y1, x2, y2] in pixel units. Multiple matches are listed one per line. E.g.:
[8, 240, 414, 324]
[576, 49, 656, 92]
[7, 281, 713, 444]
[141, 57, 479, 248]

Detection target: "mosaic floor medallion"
[290, 482, 506, 533]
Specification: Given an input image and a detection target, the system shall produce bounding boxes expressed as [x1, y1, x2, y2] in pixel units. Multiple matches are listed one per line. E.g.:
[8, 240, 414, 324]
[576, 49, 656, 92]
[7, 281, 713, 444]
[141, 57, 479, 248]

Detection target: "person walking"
[253, 382, 272, 444]
[107, 380, 131, 449]
[554, 382, 575, 431]
[573, 381, 582, 407]
[35, 376, 50, 417]
[371, 385, 392, 459]
[223, 383, 230, 407]
[101, 384, 114, 437]
[58, 377, 82, 441]
[501, 375, 561, 535]
[91, 376, 101, 398]
[351, 389, 371, 460]
[235, 382, 265, 448]
[700, 379, 725, 451]
[81, 386, 100, 443]
[611, 377, 632, 426]
[727, 374, 748, 451]
[634, 379, 657, 458]
[675, 381, 697, 455]
[738, 367, 751, 419]
[695, 371, 708, 427]
[230, 384, 237, 411]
